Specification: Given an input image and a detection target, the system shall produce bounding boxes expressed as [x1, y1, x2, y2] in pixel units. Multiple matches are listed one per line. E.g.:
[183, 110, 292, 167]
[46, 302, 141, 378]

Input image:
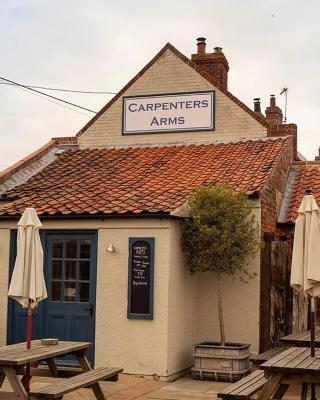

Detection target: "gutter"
[0, 212, 183, 221]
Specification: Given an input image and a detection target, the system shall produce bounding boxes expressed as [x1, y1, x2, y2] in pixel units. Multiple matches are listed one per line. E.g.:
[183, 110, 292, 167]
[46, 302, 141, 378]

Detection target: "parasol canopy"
[8, 208, 47, 307]
[291, 194, 320, 296]
[291, 191, 320, 365]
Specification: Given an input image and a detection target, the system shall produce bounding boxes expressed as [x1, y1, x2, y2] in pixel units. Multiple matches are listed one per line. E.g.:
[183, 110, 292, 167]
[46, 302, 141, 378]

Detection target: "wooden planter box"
[191, 342, 251, 382]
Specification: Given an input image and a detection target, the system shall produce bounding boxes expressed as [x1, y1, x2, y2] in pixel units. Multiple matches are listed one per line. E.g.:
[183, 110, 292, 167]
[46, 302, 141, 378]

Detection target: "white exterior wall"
[167, 221, 198, 377]
[0, 219, 171, 377]
[165, 201, 261, 377]
[196, 201, 261, 354]
[94, 220, 171, 376]
[78, 49, 267, 148]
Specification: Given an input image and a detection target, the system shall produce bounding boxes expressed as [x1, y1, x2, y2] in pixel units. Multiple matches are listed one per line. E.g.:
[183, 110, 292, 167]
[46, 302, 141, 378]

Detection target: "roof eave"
[0, 211, 183, 221]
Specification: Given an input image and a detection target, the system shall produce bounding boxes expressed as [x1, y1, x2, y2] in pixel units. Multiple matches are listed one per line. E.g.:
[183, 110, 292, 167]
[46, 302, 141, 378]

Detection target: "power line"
[0, 76, 97, 113]
[0, 81, 116, 95]
[12, 83, 93, 117]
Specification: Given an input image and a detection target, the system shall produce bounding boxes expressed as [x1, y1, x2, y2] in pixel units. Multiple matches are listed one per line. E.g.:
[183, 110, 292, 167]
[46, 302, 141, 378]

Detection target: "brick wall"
[191, 49, 229, 90]
[78, 48, 267, 148]
[268, 124, 298, 160]
[260, 136, 294, 234]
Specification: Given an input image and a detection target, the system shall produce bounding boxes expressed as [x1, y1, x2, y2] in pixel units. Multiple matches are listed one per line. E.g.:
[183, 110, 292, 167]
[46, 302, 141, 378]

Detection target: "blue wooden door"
[44, 233, 97, 363]
[8, 231, 97, 364]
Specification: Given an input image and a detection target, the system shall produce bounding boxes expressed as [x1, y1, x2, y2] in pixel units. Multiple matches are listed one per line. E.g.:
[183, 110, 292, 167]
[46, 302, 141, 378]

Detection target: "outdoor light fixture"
[106, 243, 115, 252]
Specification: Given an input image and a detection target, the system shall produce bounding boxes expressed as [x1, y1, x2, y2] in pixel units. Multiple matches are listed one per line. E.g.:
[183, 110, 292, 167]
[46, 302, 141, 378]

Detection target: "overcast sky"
[0, 0, 319, 169]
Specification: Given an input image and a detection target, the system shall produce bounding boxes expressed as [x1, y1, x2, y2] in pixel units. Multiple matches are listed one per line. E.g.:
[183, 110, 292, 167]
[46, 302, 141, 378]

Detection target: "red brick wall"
[191, 52, 229, 90]
[268, 124, 298, 161]
[260, 136, 294, 234]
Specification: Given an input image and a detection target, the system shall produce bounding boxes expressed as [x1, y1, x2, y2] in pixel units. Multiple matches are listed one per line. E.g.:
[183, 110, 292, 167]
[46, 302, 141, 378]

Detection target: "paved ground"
[0, 373, 312, 399]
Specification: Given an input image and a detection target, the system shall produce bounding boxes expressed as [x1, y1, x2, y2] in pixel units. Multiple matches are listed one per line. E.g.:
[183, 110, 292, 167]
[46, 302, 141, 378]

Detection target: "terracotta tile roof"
[0, 136, 292, 218]
[284, 163, 320, 223]
[76, 43, 268, 138]
[0, 137, 78, 183]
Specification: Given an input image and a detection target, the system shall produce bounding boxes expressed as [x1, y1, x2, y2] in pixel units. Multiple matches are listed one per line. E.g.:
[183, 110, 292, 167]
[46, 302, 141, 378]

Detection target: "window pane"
[64, 282, 76, 302]
[80, 240, 91, 259]
[79, 261, 90, 281]
[52, 260, 62, 280]
[65, 260, 76, 280]
[66, 239, 77, 258]
[79, 283, 89, 302]
[52, 282, 61, 301]
[52, 240, 63, 258]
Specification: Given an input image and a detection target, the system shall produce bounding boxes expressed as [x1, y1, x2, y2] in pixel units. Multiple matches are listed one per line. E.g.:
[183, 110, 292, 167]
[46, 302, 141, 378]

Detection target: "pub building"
[0, 38, 319, 381]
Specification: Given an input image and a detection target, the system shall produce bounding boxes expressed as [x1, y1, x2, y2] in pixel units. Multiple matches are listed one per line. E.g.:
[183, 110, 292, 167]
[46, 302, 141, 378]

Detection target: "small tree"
[181, 184, 260, 346]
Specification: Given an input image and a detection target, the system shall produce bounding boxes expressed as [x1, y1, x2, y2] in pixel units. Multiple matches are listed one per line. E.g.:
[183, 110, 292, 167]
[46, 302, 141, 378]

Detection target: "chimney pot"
[253, 98, 261, 113]
[214, 47, 223, 53]
[196, 37, 206, 55]
[270, 94, 276, 107]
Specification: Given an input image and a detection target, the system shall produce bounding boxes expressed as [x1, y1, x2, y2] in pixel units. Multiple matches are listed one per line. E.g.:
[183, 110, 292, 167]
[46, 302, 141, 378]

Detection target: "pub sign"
[123, 91, 215, 135]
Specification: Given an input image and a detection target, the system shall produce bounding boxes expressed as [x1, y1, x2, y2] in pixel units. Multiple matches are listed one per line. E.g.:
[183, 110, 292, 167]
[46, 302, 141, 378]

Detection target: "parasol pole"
[310, 297, 316, 400]
[25, 298, 32, 392]
[27, 299, 32, 350]
[311, 297, 316, 357]
[307, 188, 317, 400]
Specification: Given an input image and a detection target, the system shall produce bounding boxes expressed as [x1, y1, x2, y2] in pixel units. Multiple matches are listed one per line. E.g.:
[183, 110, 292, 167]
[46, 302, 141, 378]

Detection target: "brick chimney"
[315, 147, 320, 161]
[265, 95, 283, 125]
[191, 38, 229, 91]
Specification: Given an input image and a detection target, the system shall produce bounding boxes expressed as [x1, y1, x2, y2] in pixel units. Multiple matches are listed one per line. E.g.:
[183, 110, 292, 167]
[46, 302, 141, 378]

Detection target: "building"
[0, 38, 318, 380]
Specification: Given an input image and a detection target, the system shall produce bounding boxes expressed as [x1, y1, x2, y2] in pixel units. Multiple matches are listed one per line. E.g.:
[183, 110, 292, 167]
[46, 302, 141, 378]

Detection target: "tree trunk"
[217, 273, 226, 346]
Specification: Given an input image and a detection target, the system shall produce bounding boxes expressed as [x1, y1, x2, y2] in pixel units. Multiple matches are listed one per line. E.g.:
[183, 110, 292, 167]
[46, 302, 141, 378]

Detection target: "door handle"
[85, 304, 94, 317]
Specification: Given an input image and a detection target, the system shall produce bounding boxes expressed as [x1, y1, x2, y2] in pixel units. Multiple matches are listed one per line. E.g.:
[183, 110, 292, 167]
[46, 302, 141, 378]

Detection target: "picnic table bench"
[219, 345, 320, 400]
[218, 369, 267, 400]
[250, 330, 320, 367]
[218, 345, 287, 400]
[0, 340, 122, 400]
[29, 367, 122, 399]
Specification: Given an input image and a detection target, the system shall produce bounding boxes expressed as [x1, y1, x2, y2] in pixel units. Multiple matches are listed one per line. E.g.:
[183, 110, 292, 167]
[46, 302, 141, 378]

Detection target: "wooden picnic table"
[280, 331, 320, 347]
[0, 340, 121, 400]
[258, 346, 320, 400]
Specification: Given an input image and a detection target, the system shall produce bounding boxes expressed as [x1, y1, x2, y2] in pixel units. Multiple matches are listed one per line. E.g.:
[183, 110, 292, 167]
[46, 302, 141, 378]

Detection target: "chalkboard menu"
[127, 237, 155, 319]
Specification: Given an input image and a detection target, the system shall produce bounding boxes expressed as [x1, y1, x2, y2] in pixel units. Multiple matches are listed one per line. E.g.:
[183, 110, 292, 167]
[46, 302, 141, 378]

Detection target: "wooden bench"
[217, 369, 267, 400]
[29, 367, 123, 400]
[250, 346, 284, 366]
